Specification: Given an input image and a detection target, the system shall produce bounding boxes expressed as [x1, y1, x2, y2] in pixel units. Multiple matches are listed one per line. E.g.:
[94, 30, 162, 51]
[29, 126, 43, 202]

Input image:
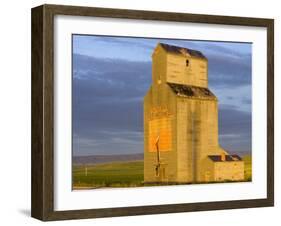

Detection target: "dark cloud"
[73, 54, 150, 155]
[73, 51, 251, 156]
[73, 131, 143, 156]
[207, 53, 252, 88]
[202, 43, 251, 58]
[218, 105, 251, 153]
[242, 98, 252, 105]
[74, 35, 157, 51]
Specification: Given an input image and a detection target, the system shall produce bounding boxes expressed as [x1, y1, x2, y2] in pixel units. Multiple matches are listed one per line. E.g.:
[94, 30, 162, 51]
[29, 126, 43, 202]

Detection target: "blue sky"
[72, 35, 252, 156]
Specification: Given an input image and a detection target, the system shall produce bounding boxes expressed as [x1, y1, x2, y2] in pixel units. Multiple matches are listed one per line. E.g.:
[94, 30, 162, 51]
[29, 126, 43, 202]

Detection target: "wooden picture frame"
[31, 4, 274, 221]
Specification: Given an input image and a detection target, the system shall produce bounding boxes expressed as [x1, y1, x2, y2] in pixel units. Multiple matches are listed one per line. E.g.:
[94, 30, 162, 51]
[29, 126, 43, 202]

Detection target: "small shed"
[204, 153, 245, 182]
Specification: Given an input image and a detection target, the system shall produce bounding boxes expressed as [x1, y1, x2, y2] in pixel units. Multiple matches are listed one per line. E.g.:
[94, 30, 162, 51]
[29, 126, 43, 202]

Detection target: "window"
[186, 59, 189, 67]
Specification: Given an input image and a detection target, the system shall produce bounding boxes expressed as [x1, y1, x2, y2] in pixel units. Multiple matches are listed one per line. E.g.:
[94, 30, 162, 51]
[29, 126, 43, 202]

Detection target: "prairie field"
[243, 155, 252, 181]
[73, 155, 252, 189]
[73, 160, 144, 189]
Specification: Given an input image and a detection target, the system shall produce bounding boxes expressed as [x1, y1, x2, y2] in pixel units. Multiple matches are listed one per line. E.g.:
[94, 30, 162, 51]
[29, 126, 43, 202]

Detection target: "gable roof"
[208, 154, 243, 162]
[159, 43, 206, 59]
[168, 83, 216, 100]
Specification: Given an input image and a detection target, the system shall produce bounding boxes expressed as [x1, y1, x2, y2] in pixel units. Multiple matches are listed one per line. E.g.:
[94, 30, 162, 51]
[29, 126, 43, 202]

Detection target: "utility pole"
[155, 135, 160, 176]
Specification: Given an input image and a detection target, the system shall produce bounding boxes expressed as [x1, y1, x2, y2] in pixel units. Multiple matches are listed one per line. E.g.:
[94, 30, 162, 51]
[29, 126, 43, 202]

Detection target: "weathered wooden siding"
[144, 83, 178, 183]
[166, 53, 208, 88]
[152, 44, 167, 86]
[214, 161, 245, 181]
[176, 97, 221, 182]
[201, 158, 215, 182]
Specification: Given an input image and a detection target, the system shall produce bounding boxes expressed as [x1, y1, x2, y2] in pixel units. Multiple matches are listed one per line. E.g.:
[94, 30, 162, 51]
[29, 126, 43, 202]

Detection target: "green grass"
[73, 161, 144, 189]
[73, 156, 252, 189]
[243, 155, 252, 181]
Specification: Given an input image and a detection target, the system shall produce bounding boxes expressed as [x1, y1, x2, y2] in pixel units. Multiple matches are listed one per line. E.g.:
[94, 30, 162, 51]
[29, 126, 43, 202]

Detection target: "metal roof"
[168, 83, 216, 100]
[208, 154, 243, 162]
[159, 43, 206, 59]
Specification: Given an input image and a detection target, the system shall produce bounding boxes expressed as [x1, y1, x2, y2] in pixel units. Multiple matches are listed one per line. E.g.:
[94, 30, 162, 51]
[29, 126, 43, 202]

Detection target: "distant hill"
[73, 153, 144, 165]
[73, 151, 250, 165]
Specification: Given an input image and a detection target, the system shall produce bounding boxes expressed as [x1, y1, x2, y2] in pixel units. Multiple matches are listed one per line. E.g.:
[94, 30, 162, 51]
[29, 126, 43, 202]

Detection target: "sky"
[72, 35, 252, 156]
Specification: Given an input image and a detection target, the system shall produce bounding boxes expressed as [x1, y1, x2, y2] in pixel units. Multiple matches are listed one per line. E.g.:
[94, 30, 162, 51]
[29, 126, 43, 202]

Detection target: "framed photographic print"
[31, 4, 274, 221]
